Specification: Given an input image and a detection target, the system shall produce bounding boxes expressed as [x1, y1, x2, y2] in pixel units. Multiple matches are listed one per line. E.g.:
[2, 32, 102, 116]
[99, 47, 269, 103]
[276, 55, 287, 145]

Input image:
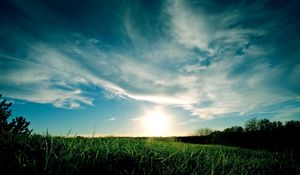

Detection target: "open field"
[1, 134, 299, 175]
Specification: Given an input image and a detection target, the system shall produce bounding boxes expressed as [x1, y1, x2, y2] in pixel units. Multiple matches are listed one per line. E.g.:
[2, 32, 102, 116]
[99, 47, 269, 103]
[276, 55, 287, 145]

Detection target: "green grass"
[1, 134, 299, 175]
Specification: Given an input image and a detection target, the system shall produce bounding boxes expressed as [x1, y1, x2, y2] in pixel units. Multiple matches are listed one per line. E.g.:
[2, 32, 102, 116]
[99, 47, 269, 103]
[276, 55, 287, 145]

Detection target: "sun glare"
[142, 109, 169, 136]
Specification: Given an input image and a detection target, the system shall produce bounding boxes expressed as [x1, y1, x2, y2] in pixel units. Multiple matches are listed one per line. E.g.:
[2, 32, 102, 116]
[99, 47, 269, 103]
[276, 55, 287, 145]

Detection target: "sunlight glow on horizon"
[142, 108, 170, 137]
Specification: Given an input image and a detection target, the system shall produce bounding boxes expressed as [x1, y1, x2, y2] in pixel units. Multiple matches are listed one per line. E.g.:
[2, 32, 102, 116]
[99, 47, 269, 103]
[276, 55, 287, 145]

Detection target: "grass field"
[1, 134, 299, 175]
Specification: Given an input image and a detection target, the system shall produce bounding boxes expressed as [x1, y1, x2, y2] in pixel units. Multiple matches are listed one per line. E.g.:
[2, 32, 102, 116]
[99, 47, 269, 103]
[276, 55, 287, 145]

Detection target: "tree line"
[179, 117, 300, 152]
[192, 118, 300, 136]
[225, 118, 300, 133]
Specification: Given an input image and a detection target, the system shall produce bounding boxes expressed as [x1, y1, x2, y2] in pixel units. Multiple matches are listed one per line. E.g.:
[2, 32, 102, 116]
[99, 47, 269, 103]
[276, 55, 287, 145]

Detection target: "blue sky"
[0, 0, 300, 136]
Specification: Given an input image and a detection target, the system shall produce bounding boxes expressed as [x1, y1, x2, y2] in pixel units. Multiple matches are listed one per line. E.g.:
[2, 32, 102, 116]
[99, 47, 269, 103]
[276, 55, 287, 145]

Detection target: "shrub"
[0, 94, 32, 135]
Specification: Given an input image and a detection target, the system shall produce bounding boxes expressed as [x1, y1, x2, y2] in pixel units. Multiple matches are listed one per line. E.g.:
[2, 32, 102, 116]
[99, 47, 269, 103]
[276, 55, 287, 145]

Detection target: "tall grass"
[0, 134, 299, 175]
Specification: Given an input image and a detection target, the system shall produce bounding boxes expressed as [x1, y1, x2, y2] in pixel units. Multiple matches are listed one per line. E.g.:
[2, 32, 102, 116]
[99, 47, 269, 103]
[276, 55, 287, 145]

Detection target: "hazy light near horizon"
[142, 108, 170, 137]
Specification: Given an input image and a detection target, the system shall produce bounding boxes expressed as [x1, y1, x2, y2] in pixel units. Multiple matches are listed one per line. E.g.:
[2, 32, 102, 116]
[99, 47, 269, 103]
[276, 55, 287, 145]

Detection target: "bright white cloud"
[168, 0, 213, 54]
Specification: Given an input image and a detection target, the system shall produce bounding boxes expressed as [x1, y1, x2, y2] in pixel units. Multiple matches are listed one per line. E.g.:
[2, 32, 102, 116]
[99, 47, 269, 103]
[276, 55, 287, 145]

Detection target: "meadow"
[1, 134, 299, 175]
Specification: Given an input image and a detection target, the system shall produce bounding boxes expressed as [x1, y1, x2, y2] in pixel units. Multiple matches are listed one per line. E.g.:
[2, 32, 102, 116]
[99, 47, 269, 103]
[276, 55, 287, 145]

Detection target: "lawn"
[0, 134, 299, 175]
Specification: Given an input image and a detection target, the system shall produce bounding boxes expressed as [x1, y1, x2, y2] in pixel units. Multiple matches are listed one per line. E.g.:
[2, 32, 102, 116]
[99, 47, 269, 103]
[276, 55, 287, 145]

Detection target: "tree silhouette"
[273, 121, 283, 130]
[192, 128, 213, 136]
[10, 116, 32, 135]
[224, 126, 244, 133]
[0, 94, 32, 135]
[257, 119, 272, 131]
[245, 118, 258, 131]
[189, 117, 300, 151]
[285, 120, 300, 129]
[0, 94, 12, 133]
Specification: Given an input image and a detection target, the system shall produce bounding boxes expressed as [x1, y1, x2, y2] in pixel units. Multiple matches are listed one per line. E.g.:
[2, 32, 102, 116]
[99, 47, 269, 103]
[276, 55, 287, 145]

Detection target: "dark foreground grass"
[0, 134, 299, 175]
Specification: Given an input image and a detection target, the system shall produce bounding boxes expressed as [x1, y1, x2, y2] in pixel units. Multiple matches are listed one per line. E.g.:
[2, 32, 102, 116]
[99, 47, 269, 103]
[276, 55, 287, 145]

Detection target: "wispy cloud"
[108, 117, 116, 121]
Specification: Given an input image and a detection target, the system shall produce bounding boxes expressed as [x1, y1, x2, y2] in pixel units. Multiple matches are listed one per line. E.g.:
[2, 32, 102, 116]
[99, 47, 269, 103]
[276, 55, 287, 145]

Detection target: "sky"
[0, 0, 300, 136]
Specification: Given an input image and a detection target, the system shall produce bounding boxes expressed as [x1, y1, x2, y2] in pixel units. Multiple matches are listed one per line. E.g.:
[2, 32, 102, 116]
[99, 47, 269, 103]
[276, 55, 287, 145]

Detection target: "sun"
[142, 109, 169, 136]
